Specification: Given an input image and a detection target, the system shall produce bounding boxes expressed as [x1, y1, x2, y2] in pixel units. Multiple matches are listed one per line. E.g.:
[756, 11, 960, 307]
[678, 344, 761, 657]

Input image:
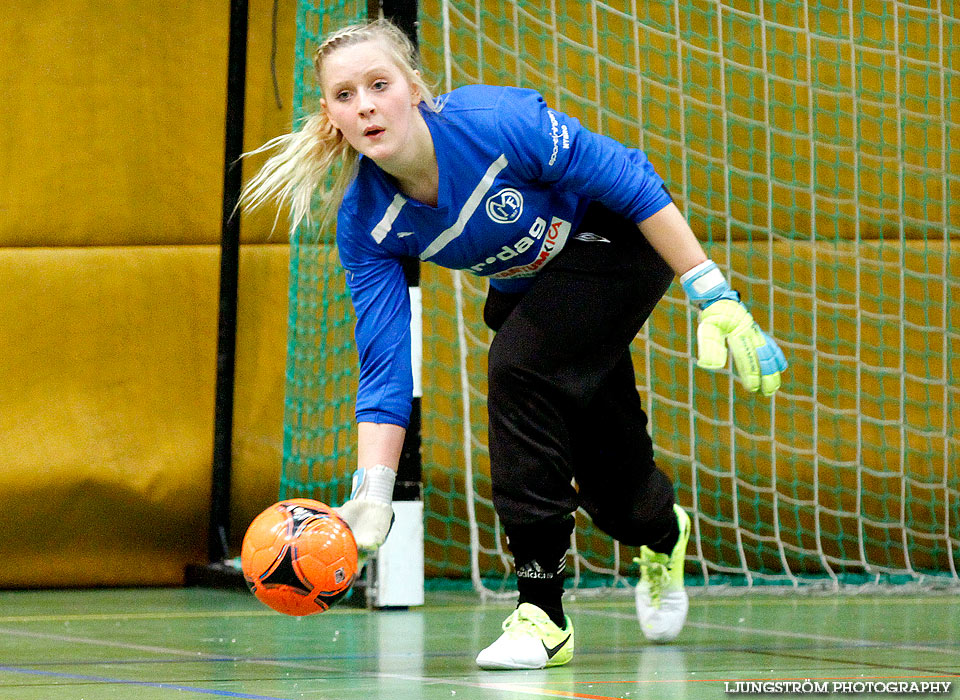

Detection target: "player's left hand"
[681, 259, 787, 396]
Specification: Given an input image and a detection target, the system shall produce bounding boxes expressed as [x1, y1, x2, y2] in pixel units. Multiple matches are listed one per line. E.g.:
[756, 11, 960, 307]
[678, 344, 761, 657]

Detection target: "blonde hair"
[240, 19, 439, 235]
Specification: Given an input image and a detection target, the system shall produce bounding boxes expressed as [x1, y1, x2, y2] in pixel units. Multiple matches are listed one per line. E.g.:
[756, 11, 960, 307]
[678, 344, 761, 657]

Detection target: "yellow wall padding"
[0, 0, 297, 247]
[230, 245, 291, 536]
[0, 245, 288, 588]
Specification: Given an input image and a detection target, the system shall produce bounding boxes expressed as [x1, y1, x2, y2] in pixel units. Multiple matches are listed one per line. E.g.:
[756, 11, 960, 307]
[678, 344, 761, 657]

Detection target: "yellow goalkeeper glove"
[681, 260, 787, 396]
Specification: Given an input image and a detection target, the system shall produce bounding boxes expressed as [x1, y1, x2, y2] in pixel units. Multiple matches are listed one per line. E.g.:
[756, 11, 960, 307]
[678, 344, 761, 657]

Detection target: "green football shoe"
[634, 504, 691, 643]
[476, 603, 574, 670]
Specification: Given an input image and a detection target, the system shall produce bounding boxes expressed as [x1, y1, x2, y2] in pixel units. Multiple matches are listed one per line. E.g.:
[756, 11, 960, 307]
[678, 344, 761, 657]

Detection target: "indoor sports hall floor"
[0, 587, 957, 699]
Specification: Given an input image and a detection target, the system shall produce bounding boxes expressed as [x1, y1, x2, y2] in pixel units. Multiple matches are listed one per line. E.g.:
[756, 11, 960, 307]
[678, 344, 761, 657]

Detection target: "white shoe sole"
[476, 644, 549, 670]
[636, 587, 689, 643]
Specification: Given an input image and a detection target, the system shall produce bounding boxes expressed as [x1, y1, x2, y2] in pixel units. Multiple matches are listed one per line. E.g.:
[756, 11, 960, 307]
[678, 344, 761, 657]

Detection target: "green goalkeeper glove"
[681, 260, 787, 396]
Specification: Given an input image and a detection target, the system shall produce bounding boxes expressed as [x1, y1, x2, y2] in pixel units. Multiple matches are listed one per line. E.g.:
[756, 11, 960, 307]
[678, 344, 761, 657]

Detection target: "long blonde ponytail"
[240, 19, 439, 236]
[240, 109, 356, 236]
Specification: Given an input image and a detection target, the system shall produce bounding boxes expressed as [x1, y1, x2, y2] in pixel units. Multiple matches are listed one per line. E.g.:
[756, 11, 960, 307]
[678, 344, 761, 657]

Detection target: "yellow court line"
[0, 604, 474, 624]
[0, 610, 277, 624]
[1, 591, 954, 623]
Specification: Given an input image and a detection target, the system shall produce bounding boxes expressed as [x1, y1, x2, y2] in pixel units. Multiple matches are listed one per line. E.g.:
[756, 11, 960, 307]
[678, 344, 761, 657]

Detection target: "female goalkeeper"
[242, 19, 786, 670]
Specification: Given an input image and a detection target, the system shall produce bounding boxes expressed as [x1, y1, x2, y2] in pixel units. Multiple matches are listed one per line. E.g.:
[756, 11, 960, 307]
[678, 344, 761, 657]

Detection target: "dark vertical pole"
[369, 0, 422, 501]
[209, 0, 250, 563]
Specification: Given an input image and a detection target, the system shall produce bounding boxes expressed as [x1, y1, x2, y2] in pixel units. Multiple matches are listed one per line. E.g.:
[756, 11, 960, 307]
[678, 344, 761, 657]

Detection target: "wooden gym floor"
[0, 587, 957, 699]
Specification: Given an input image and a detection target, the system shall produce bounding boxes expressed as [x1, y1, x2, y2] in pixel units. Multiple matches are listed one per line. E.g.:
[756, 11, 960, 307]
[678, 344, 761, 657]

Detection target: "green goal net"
[282, 0, 959, 594]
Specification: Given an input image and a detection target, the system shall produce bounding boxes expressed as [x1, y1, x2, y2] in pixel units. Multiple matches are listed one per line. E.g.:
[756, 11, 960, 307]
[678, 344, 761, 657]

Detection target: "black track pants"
[484, 202, 677, 547]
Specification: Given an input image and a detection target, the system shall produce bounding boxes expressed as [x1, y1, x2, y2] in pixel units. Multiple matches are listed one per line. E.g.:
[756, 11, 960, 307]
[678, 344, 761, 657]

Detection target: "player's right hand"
[681, 259, 787, 397]
[334, 465, 396, 553]
[696, 299, 787, 396]
[336, 499, 395, 552]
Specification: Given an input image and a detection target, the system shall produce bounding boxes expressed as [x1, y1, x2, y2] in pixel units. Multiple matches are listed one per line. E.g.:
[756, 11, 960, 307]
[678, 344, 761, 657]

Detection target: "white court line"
[576, 609, 960, 658]
[0, 627, 216, 659]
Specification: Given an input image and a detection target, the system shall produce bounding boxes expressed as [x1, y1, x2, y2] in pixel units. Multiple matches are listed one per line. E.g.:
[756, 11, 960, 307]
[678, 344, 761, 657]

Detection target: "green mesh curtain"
[279, 0, 366, 506]
[284, 0, 959, 591]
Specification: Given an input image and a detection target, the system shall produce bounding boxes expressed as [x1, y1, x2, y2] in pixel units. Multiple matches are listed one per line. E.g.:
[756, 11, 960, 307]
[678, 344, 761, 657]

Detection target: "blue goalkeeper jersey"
[337, 84, 673, 427]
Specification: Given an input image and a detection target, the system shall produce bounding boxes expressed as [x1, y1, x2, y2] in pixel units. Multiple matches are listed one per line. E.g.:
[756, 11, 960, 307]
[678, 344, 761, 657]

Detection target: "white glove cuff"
[681, 259, 739, 308]
[679, 259, 716, 286]
[350, 464, 396, 505]
[680, 260, 727, 297]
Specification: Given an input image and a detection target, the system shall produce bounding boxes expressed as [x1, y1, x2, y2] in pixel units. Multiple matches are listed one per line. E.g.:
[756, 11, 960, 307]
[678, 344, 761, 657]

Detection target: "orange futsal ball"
[240, 499, 358, 616]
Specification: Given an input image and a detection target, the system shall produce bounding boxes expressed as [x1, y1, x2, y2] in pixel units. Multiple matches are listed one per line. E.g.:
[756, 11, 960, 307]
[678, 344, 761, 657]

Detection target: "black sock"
[646, 508, 680, 555]
[516, 561, 567, 629]
[505, 515, 574, 629]
[518, 601, 566, 630]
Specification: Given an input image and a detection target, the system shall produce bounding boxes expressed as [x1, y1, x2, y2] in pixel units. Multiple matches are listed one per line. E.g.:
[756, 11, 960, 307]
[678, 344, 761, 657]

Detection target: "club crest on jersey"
[485, 188, 524, 224]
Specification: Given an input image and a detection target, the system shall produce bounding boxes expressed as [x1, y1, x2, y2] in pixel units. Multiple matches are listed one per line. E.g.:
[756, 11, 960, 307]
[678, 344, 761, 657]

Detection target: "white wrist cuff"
[681, 259, 731, 302]
[351, 464, 396, 505]
[679, 259, 715, 285]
